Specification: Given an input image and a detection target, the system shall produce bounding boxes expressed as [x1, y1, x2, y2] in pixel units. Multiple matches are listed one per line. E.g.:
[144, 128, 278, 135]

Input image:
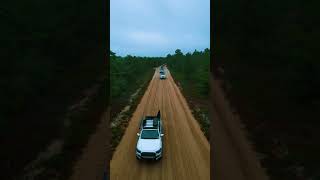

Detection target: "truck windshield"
[141, 130, 159, 139]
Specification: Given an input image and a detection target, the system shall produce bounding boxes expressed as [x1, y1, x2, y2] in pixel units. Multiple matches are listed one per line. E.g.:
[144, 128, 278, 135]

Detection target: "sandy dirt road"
[110, 68, 210, 180]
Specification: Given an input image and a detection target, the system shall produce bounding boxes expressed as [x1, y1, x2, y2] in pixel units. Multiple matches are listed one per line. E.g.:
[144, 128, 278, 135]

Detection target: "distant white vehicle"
[159, 67, 166, 79]
[160, 72, 166, 79]
[136, 111, 164, 160]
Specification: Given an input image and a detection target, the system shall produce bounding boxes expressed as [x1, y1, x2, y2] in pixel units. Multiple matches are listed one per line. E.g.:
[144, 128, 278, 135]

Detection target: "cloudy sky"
[110, 0, 210, 57]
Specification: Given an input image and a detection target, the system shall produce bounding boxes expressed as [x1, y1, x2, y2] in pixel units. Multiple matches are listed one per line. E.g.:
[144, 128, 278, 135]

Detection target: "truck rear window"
[141, 130, 159, 139]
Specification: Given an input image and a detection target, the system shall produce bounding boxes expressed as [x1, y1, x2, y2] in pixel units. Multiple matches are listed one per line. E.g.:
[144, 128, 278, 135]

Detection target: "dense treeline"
[1, 0, 105, 179]
[214, 0, 320, 179]
[165, 49, 210, 98]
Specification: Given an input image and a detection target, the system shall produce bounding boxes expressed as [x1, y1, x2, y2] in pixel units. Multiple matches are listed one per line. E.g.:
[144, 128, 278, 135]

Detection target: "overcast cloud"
[110, 0, 210, 57]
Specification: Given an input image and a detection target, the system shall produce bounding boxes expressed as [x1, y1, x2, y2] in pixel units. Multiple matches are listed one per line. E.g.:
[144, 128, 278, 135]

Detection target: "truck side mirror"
[160, 134, 164, 137]
[137, 133, 140, 136]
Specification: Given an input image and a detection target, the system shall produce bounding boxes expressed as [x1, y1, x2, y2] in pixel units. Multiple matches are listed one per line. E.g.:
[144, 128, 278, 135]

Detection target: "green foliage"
[165, 49, 210, 99]
[110, 56, 159, 104]
[174, 49, 183, 56]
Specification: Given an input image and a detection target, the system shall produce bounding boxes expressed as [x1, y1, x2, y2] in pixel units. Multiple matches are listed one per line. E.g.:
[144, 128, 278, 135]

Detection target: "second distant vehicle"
[160, 71, 166, 79]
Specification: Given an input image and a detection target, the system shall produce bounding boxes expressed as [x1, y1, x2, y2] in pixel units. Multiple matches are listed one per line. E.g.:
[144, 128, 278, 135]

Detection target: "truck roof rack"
[142, 118, 159, 129]
[141, 111, 161, 129]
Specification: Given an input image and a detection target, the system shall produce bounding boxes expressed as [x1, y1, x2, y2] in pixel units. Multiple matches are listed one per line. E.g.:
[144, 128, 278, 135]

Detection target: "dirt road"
[110, 68, 210, 180]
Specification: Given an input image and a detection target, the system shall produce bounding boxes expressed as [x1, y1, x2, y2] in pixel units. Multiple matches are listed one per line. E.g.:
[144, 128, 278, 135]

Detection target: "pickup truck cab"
[136, 111, 164, 160]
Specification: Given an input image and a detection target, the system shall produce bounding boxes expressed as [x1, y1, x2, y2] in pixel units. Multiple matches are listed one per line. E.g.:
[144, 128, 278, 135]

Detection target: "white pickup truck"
[136, 111, 164, 160]
[159, 67, 166, 79]
[160, 71, 166, 79]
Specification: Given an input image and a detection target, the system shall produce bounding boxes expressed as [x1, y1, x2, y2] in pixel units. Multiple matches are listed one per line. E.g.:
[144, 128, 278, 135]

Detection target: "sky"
[110, 0, 210, 57]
